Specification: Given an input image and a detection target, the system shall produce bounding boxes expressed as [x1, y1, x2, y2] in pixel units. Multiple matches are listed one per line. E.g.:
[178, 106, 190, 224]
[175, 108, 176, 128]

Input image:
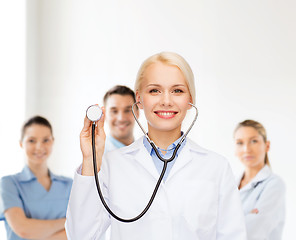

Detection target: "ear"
[187, 96, 194, 110]
[19, 140, 23, 148]
[135, 91, 143, 110]
[265, 140, 270, 152]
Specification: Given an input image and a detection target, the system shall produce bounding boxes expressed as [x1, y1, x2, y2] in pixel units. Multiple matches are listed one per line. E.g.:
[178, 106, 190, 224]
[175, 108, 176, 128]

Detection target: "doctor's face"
[136, 62, 192, 135]
[20, 124, 54, 167]
[234, 126, 270, 170]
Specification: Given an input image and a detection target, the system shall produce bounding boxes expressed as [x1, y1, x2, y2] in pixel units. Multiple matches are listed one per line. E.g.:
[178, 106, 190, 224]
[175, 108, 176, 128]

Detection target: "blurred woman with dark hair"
[0, 116, 72, 240]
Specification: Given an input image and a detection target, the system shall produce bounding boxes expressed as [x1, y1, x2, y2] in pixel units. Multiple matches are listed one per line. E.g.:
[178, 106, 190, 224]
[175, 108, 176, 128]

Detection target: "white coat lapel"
[128, 137, 160, 180]
[239, 165, 272, 193]
[166, 142, 193, 182]
[166, 139, 208, 182]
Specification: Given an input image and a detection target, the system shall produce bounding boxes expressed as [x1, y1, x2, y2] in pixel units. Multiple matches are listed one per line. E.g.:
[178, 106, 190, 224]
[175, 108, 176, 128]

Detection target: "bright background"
[1, 0, 295, 239]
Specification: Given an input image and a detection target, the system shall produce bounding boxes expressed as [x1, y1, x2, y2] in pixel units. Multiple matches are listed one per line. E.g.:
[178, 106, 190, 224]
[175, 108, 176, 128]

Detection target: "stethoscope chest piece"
[86, 105, 102, 122]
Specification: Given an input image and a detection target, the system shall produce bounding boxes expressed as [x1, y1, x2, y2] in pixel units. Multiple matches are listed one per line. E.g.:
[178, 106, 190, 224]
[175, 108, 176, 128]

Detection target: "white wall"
[0, 2, 26, 174]
[1, 0, 295, 239]
[0, 1, 26, 238]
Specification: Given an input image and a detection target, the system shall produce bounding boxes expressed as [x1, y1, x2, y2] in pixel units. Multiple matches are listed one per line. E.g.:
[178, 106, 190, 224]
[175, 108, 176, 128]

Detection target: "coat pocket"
[183, 179, 219, 235]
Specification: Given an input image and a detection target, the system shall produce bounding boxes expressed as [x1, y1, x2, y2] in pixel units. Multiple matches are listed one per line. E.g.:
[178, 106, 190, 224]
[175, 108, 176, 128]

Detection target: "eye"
[43, 138, 50, 143]
[111, 110, 118, 114]
[149, 89, 159, 94]
[124, 109, 132, 114]
[251, 139, 258, 144]
[173, 89, 184, 93]
[28, 139, 35, 143]
[236, 141, 243, 145]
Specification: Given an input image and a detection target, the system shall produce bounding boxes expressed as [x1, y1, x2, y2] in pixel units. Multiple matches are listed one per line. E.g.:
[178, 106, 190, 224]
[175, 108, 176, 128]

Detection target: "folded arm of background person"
[5, 207, 67, 240]
[44, 229, 67, 240]
[245, 177, 286, 240]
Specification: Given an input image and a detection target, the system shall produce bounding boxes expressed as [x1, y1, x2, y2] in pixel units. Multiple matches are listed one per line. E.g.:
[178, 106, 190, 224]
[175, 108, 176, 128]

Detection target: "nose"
[243, 143, 251, 152]
[35, 141, 43, 150]
[116, 111, 125, 121]
[160, 91, 172, 106]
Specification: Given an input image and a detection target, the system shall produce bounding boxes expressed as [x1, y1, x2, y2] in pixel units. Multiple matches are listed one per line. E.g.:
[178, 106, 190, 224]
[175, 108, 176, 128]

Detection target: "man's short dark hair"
[103, 85, 136, 105]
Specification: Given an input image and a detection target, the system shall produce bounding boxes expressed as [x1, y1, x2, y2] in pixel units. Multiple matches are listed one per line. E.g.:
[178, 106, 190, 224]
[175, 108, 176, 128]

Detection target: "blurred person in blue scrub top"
[103, 85, 139, 153]
[234, 120, 286, 240]
[0, 116, 72, 240]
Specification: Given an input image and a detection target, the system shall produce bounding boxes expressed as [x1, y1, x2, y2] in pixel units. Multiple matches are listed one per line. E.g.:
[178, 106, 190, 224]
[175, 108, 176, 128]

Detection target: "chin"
[244, 162, 262, 169]
[157, 121, 180, 129]
[116, 133, 130, 140]
[32, 156, 48, 163]
[243, 160, 254, 166]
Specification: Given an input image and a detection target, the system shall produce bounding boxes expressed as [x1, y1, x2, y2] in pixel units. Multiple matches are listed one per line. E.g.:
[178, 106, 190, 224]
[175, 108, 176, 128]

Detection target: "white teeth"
[158, 112, 174, 116]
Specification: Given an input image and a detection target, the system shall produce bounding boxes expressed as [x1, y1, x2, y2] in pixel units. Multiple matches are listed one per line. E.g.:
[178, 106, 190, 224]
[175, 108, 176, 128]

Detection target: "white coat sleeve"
[245, 177, 285, 240]
[65, 167, 110, 240]
[216, 162, 247, 240]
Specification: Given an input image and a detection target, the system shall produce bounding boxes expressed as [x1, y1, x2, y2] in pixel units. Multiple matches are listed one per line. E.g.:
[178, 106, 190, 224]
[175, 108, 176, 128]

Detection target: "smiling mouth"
[155, 111, 178, 119]
[115, 123, 130, 129]
[34, 153, 46, 158]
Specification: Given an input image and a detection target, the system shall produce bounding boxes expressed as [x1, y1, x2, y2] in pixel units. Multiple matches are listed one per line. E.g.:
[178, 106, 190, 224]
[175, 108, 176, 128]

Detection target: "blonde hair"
[134, 52, 196, 104]
[234, 119, 270, 166]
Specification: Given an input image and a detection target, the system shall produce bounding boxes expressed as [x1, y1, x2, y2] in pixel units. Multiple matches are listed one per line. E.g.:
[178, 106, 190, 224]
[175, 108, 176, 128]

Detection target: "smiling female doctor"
[65, 52, 247, 240]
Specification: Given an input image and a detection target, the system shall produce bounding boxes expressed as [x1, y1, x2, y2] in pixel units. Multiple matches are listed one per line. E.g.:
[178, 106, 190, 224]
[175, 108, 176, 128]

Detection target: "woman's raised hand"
[80, 106, 106, 175]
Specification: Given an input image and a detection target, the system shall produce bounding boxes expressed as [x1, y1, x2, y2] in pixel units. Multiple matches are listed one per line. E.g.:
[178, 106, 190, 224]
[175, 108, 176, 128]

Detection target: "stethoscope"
[86, 102, 198, 223]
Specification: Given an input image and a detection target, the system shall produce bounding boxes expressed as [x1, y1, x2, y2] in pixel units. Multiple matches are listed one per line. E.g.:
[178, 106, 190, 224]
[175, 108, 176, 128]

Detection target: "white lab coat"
[66, 137, 247, 240]
[237, 165, 285, 240]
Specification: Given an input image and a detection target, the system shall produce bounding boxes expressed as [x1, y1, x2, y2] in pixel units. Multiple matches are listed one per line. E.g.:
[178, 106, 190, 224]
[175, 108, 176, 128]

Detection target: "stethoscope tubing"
[91, 102, 198, 222]
[91, 123, 169, 223]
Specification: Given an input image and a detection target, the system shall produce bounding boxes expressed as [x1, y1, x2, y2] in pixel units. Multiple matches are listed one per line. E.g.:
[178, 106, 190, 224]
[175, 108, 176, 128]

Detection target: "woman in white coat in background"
[65, 52, 247, 240]
[234, 120, 285, 240]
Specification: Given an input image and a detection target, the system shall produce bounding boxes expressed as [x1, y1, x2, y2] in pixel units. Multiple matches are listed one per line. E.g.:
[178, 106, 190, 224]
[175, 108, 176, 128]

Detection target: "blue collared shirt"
[0, 165, 73, 240]
[143, 133, 186, 182]
[105, 136, 126, 153]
